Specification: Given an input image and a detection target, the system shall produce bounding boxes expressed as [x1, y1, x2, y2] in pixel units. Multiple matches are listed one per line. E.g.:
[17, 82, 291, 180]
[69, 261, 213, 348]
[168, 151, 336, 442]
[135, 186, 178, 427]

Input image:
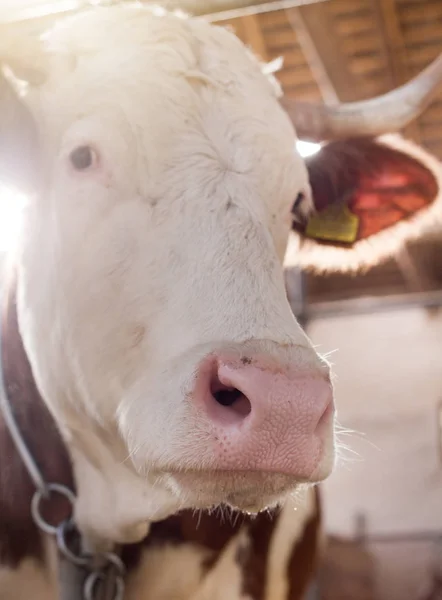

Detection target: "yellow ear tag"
[305, 203, 360, 244]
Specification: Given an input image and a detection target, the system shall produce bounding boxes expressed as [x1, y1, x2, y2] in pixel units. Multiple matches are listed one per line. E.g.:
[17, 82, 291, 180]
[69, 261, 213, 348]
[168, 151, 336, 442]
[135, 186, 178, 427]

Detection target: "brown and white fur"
[0, 275, 322, 600]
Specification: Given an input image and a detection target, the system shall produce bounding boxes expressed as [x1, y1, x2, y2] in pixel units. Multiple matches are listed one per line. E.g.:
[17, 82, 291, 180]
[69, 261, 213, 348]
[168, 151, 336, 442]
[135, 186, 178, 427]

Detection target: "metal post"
[286, 267, 309, 329]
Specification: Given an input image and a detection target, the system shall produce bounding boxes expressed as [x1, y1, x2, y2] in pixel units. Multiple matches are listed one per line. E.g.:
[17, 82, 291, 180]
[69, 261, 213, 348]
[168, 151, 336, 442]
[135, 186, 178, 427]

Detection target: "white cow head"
[0, 6, 440, 546]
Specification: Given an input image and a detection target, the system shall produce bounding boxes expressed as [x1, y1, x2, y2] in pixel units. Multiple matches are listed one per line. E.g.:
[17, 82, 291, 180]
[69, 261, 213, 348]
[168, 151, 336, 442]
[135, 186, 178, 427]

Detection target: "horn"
[281, 53, 442, 142]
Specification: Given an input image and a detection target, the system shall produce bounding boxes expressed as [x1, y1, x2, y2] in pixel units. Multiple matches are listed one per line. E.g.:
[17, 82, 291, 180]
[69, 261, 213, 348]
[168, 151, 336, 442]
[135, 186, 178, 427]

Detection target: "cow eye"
[69, 146, 97, 171]
[291, 192, 305, 214]
[291, 191, 312, 226]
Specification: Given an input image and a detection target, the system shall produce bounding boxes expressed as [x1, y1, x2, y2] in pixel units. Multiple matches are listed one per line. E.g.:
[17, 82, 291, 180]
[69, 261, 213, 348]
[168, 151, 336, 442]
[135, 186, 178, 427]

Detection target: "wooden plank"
[208, 0, 331, 22]
[422, 129, 442, 144]
[218, 17, 242, 30]
[0, 0, 329, 25]
[349, 54, 386, 75]
[219, 18, 245, 38]
[371, 0, 422, 143]
[402, 22, 442, 46]
[420, 100, 442, 124]
[423, 136, 442, 152]
[341, 34, 383, 57]
[422, 139, 442, 160]
[287, 2, 374, 103]
[286, 5, 337, 103]
[407, 43, 442, 70]
[351, 69, 389, 89]
[264, 27, 299, 48]
[258, 8, 288, 29]
[333, 8, 374, 23]
[282, 84, 322, 102]
[419, 121, 442, 142]
[330, 0, 369, 9]
[340, 27, 381, 44]
[276, 64, 316, 87]
[335, 15, 377, 37]
[329, 1, 370, 18]
[240, 13, 268, 59]
[193, 0, 324, 14]
[2, 1, 326, 36]
[362, 77, 391, 96]
[266, 47, 309, 67]
[400, 0, 442, 27]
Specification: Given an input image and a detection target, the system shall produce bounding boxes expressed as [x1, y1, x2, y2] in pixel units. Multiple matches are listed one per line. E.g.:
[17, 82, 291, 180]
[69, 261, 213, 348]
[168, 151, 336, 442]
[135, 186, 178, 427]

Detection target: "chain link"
[0, 291, 125, 599]
[31, 484, 125, 600]
[0, 288, 125, 600]
[56, 520, 93, 567]
[83, 553, 126, 600]
[31, 483, 76, 535]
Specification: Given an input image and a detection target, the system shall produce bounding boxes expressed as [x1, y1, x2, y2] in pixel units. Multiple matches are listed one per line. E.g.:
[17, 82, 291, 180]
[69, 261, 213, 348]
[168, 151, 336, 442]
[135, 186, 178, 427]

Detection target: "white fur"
[125, 542, 213, 600]
[1, 5, 333, 546]
[265, 487, 316, 600]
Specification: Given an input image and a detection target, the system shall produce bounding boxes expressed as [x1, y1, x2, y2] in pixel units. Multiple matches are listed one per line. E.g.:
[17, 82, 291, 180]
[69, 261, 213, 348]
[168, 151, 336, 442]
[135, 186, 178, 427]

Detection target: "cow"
[0, 5, 441, 599]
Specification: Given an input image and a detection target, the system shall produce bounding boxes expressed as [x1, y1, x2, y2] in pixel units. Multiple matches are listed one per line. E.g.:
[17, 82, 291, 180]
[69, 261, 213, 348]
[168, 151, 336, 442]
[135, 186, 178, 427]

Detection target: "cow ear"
[0, 72, 39, 193]
[286, 135, 442, 273]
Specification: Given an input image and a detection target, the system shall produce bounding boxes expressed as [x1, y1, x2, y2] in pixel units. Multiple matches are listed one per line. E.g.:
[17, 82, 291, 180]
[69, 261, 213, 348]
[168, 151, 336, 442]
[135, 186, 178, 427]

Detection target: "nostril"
[211, 380, 252, 418]
[213, 387, 242, 407]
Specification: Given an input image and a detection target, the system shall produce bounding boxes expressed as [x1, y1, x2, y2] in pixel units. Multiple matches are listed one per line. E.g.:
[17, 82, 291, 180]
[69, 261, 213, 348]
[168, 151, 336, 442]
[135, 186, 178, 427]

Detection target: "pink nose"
[192, 351, 334, 479]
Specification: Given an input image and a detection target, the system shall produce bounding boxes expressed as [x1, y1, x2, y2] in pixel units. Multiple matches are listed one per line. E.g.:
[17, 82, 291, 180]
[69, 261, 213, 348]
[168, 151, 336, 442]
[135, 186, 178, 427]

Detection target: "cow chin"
[159, 463, 332, 515]
[166, 471, 304, 513]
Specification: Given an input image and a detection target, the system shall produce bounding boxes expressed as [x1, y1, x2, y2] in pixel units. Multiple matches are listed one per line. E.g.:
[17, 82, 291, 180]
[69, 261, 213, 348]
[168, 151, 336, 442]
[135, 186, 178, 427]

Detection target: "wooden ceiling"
[214, 0, 442, 159]
[4, 0, 442, 156]
[212, 0, 442, 308]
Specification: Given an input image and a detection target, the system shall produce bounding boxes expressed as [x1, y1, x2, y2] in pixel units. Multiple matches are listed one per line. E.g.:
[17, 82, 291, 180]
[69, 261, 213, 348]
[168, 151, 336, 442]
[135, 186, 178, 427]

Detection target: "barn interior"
[1, 1, 442, 599]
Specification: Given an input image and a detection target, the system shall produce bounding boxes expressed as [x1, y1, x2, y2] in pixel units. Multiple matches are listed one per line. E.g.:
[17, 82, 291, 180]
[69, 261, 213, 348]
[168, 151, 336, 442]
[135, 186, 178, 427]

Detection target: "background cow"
[0, 5, 441, 599]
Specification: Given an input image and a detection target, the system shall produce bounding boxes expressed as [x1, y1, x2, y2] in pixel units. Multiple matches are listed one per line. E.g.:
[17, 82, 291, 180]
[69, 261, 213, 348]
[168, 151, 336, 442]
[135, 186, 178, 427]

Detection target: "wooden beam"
[371, 0, 422, 143]
[285, 5, 337, 104]
[240, 13, 268, 60]
[201, 0, 331, 21]
[301, 289, 442, 320]
[0, 0, 331, 25]
[285, 3, 374, 104]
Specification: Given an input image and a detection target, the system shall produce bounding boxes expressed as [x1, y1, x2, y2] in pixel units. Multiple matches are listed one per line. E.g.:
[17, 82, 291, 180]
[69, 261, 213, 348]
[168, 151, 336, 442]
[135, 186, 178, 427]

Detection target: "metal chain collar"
[0, 305, 126, 600]
[31, 484, 126, 600]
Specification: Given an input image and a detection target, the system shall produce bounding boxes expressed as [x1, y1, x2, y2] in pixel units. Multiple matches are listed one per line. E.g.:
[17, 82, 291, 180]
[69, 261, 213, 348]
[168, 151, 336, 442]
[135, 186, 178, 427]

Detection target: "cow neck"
[0, 271, 129, 600]
[0, 270, 277, 592]
[0, 271, 75, 567]
[0, 268, 322, 600]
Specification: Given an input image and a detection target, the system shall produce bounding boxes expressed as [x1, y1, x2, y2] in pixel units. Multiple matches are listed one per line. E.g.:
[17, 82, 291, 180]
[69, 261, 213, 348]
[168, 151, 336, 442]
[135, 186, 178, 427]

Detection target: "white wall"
[308, 306, 442, 599]
[309, 306, 442, 536]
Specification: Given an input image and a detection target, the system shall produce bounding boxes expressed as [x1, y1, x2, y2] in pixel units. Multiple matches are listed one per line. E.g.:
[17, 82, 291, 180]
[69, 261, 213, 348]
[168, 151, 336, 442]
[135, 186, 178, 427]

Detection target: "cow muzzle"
[189, 342, 335, 482]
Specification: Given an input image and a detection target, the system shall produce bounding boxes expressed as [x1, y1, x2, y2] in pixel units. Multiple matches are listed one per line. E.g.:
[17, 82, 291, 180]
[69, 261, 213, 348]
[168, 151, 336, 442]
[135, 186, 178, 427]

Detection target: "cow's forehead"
[33, 6, 303, 204]
[42, 6, 280, 101]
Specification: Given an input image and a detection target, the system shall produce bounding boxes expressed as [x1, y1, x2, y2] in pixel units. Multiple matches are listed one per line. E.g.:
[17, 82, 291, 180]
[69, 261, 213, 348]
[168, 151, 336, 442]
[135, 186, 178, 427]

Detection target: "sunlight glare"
[0, 141, 320, 254]
[0, 184, 28, 253]
[296, 140, 321, 158]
